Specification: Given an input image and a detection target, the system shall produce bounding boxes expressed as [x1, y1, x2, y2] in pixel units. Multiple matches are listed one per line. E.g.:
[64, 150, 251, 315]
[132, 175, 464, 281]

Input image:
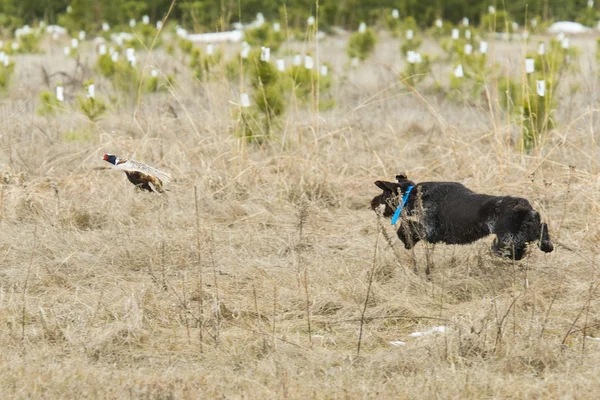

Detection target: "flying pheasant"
[102, 154, 171, 193]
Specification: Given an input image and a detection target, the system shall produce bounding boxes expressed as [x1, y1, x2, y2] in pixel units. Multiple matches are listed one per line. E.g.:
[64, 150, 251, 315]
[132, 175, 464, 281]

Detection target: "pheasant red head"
[103, 154, 120, 165]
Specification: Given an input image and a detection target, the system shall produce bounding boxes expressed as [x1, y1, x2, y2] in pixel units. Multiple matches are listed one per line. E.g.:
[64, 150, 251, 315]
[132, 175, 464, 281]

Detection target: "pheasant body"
[103, 154, 170, 193]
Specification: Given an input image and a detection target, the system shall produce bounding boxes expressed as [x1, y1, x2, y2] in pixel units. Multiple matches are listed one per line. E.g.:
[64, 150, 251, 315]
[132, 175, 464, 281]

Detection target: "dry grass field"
[2, 28, 600, 398]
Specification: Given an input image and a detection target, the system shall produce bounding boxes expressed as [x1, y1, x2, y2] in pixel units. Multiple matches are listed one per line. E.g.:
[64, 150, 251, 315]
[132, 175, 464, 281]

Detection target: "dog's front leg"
[397, 220, 421, 249]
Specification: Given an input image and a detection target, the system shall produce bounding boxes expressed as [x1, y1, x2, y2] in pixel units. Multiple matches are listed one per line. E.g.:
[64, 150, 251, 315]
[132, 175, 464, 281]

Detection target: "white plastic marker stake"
[320, 65, 328, 76]
[392, 9, 399, 19]
[102, 22, 110, 31]
[464, 44, 473, 55]
[273, 22, 280, 32]
[489, 5, 496, 14]
[71, 38, 78, 48]
[63, 46, 70, 56]
[435, 19, 443, 28]
[454, 64, 464, 78]
[87, 84, 95, 99]
[536, 80, 545, 97]
[351, 57, 359, 67]
[129, 19, 136, 28]
[358, 22, 366, 33]
[56, 86, 64, 102]
[241, 43, 250, 59]
[480, 41, 488, 54]
[525, 58, 535, 74]
[79, 31, 85, 40]
[142, 15, 150, 25]
[98, 44, 107, 55]
[240, 93, 250, 108]
[406, 51, 422, 64]
[293, 54, 301, 66]
[260, 46, 270, 62]
[307, 16, 315, 26]
[276, 58, 285, 71]
[463, 17, 469, 27]
[126, 48, 135, 62]
[207, 44, 213, 56]
[111, 52, 119, 62]
[406, 29, 414, 40]
[465, 29, 471, 40]
[451, 29, 459, 40]
[304, 55, 314, 69]
[538, 43, 545, 55]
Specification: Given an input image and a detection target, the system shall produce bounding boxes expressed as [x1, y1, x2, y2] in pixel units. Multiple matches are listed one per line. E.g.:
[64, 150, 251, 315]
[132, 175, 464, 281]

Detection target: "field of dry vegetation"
[2, 27, 600, 398]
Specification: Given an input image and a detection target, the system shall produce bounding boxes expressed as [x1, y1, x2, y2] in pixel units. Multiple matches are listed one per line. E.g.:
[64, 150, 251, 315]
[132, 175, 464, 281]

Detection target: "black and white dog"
[371, 174, 554, 260]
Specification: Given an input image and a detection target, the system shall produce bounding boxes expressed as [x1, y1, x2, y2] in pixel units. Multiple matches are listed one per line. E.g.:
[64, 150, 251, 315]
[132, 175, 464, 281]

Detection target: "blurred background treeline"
[0, 0, 597, 33]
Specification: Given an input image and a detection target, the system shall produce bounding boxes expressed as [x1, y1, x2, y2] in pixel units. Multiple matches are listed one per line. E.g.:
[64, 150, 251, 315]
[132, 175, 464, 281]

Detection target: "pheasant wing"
[113, 159, 171, 184]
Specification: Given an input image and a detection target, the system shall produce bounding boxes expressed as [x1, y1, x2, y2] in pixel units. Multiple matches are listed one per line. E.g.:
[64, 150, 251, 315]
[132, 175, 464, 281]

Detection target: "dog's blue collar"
[391, 185, 414, 225]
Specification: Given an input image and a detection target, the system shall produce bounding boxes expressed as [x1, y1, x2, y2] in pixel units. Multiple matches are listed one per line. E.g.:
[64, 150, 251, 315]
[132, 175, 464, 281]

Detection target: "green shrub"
[285, 62, 334, 109]
[0, 14, 23, 32]
[17, 33, 42, 53]
[400, 53, 431, 87]
[400, 36, 422, 55]
[77, 82, 107, 123]
[576, 6, 598, 27]
[347, 28, 377, 61]
[481, 11, 513, 33]
[521, 77, 555, 152]
[96, 53, 116, 77]
[78, 95, 107, 123]
[446, 51, 488, 103]
[38, 90, 65, 116]
[384, 10, 401, 36]
[226, 48, 260, 82]
[112, 60, 141, 95]
[127, 24, 162, 49]
[146, 72, 175, 92]
[428, 19, 451, 39]
[178, 39, 193, 56]
[401, 16, 418, 32]
[244, 23, 284, 52]
[62, 129, 92, 142]
[242, 58, 286, 141]
[0, 61, 15, 92]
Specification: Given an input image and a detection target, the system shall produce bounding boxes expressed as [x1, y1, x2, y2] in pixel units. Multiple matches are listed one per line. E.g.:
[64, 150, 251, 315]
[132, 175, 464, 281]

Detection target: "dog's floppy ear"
[374, 180, 399, 193]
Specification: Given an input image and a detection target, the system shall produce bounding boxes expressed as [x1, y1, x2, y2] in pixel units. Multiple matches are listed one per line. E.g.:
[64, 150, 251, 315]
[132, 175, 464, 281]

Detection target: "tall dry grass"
[1, 29, 600, 398]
